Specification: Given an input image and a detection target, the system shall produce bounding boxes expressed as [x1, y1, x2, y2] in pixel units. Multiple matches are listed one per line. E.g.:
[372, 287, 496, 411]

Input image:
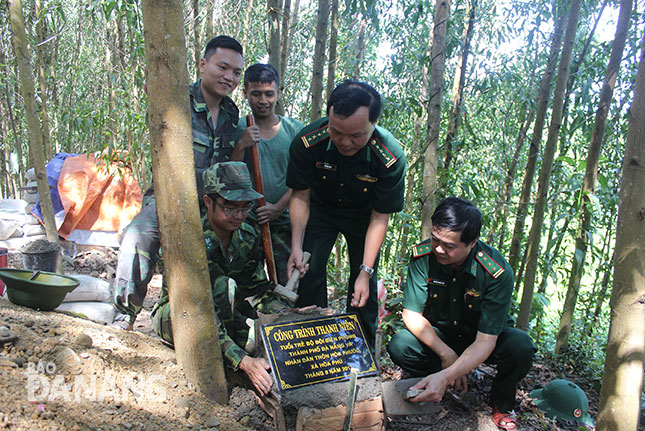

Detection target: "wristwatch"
[359, 264, 374, 278]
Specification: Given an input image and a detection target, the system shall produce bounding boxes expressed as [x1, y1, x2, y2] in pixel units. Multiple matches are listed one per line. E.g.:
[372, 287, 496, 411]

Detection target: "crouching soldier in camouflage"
[151, 162, 287, 396]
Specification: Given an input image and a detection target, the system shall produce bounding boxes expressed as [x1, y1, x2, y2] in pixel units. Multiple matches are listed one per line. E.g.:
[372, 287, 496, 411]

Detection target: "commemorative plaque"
[261, 313, 378, 391]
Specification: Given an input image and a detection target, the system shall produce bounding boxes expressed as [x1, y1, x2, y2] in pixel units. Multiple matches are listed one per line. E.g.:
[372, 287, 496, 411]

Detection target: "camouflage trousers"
[151, 275, 257, 365]
[113, 196, 159, 318]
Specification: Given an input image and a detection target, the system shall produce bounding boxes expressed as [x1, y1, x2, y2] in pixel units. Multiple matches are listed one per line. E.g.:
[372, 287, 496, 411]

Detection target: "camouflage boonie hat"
[202, 162, 263, 202]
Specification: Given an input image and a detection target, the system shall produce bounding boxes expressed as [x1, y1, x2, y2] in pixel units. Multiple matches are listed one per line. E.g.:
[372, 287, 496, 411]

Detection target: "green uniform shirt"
[156, 220, 285, 369]
[238, 116, 304, 225]
[190, 79, 240, 197]
[286, 117, 406, 217]
[403, 239, 514, 343]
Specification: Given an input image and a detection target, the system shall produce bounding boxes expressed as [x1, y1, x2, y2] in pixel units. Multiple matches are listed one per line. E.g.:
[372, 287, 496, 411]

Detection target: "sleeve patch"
[301, 126, 329, 148]
[368, 137, 397, 168]
[475, 251, 505, 279]
[412, 243, 433, 258]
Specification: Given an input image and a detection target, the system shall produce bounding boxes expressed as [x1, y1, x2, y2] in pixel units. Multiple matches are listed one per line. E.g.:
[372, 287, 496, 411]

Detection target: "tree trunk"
[205, 0, 213, 40]
[141, 0, 228, 404]
[440, 0, 476, 179]
[555, 0, 632, 354]
[34, 0, 53, 161]
[488, 107, 535, 248]
[597, 30, 645, 431]
[193, 0, 201, 81]
[420, 0, 450, 238]
[106, 21, 118, 150]
[8, 0, 58, 243]
[279, 0, 298, 88]
[241, 0, 255, 55]
[508, 4, 566, 271]
[325, 0, 338, 100]
[517, 0, 582, 331]
[309, 0, 329, 121]
[267, 0, 281, 75]
[352, 18, 366, 79]
[0, 49, 25, 182]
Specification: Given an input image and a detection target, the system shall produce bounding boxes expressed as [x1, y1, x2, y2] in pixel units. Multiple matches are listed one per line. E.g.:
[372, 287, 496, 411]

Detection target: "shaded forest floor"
[0, 249, 639, 430]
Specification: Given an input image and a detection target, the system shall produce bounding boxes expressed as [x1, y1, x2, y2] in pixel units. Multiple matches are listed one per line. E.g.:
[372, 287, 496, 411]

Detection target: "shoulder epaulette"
[368, 137, 398, 168]
[412, 240, 433, 258]
[301, 126, 329, 148]
[475, 250, 505, 279]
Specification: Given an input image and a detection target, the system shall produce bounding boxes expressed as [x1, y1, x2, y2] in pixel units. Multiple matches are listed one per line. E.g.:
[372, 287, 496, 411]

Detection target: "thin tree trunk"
[267, 0, 281, 74]
[420, 0, 450, 238]
[205, 0, 213, 39]
[325, 0, 338, 100]
[0, 50, 25, 181]
[489, 107, 535, 248]
[107, 21, 118, 150]
[8, 0, 58, 243]
[508, 4, 567, 271]
[309, 0, 329, 121]
[241, 0, 255, 54]
[440, 0, 476, 178]
[517, 0, 582, 331]
[280, 0, 299, 89]
[555, 0, 632, 353]
[34, 0, 53, 161]
[141, 0, 228, 404]
[597, 31, 645, 431]
[352, 18, 367, 79]
[193, 0, 201, 81]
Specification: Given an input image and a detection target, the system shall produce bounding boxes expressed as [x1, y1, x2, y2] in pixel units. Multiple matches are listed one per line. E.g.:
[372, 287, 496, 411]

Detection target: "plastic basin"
[0, 269, 79, 311]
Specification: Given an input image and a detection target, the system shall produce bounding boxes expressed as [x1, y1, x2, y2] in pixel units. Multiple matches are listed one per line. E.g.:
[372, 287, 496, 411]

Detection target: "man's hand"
[287, 248, 309, 279]
[256, 202, 282, 224]
[438, 347, 467, 391]
[350, 271, 370, 308]
[408, 370, 450, 403]
[237, 125, 261, 150]
[239, 356, 273, 396]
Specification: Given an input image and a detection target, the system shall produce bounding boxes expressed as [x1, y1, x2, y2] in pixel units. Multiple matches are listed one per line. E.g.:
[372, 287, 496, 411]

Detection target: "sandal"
[492, 407, 518, 430]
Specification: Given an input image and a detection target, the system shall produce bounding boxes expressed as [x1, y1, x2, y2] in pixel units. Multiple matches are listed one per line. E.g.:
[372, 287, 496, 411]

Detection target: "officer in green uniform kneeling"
[286, 80, 406, 349]
[387, 197, 536, 431]
[151, 162, 287, 396]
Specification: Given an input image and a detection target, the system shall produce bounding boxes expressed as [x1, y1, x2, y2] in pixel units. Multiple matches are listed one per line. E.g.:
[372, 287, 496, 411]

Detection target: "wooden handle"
[247, 115, 278, 284]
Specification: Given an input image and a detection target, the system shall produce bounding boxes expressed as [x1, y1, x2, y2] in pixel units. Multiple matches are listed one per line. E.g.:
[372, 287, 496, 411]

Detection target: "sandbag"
[56, 301, 115, 324]
[63, 275, 111, 303]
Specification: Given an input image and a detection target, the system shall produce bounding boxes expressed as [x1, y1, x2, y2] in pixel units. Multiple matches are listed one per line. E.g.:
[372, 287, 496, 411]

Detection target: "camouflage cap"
[202, 162, 263, 202]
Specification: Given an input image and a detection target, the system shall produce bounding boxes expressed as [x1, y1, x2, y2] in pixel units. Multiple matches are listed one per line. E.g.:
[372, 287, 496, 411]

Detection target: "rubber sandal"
[492, 407, 518, 430]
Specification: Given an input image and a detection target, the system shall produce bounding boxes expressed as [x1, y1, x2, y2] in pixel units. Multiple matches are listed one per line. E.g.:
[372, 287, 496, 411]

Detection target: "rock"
[0, 359, 17, 368]
[54, 346, 82, 374]
[0, 327, 17, 345]
[239, 416, 250, 426]
[122, 423, 132, 429]
[10, 357, 23, 367]
[204, 417, 220, 428]
[73, 333, 93, 348]
[24, 320, 35, 328]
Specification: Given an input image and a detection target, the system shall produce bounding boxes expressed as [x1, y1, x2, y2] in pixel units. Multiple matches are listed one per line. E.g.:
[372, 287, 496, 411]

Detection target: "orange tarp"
[56, 154, 142, 239]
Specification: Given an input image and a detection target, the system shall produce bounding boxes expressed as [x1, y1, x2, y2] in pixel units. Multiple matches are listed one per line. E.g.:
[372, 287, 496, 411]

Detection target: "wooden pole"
[247, 115, 278, 283]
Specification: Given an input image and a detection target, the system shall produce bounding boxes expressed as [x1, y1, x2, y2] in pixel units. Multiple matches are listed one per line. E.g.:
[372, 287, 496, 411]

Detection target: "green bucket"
[0, 269, 79, 311]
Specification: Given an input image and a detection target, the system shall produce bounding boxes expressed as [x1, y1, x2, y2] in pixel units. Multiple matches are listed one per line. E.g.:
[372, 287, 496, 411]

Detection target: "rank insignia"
[475, 251, 505, 279]
[466, 288, 481, 297]
[301, 126, 329, 148]
[368, 137, 397, 168]
[428, 278, 447, 286]
[412, 241, 433, 258]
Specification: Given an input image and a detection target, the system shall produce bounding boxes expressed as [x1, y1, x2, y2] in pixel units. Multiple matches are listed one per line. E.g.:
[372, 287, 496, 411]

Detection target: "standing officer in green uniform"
[114, 36, 249, 326]
[151, 162, 287, 396]
[286, 80, 406, 349]
[387, 197, 536, 431]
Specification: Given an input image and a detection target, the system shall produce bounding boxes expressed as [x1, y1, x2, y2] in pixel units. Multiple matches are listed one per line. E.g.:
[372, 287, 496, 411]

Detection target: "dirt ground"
[0, 248, 623, 430]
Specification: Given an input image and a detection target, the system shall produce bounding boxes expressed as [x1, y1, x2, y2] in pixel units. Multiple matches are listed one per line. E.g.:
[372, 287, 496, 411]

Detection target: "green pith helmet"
[202, 162, 263, 202]
[530, 379, 593, 427]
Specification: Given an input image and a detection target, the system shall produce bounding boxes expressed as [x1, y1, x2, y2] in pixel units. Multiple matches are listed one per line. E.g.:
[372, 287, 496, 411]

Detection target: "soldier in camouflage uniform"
[113, 36, 247, 326]
[151, 162, 287, 396]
